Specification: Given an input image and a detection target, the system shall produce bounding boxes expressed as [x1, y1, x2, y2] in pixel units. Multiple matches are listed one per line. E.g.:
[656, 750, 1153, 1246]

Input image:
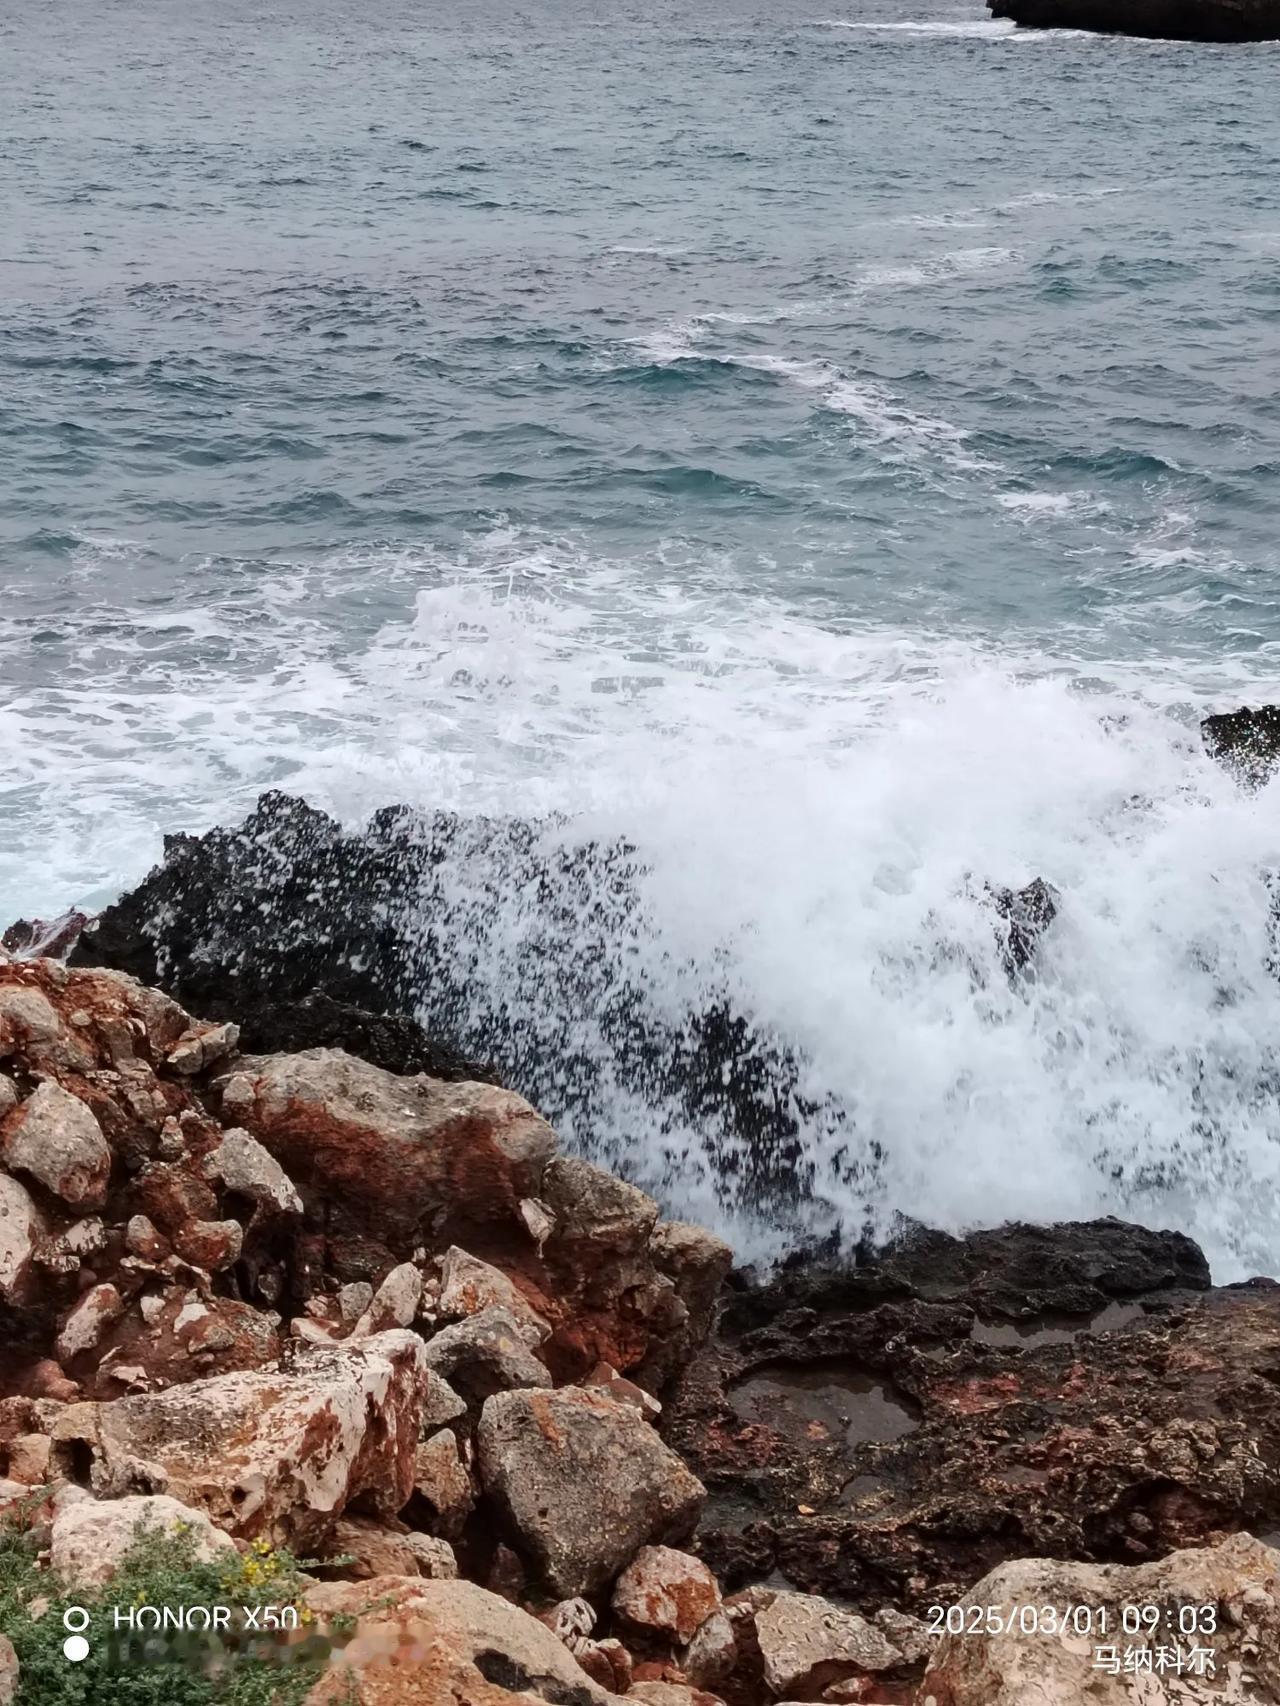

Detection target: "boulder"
[612, 1546, 722, 1644]
[326, 1514, 426, 1579]
[302, 1574, 628, 1704]
[477, 1387, 706, 1597]
[49, 1493, 237, 1588]
[753, 1590, 901, 1697]
[0, 1174, 46, 1304]
[352, 1262, 423, 1336]
[222, 1048, 557, 1242]
[2, 1080, 111, 1211]
[55, 1329, 427, 1547]
[165, 1020, 239, 1076]
[438, 1246, 550, 1345]
[404, 1532, 458, 1579]
[919, 1531, 1280, 1703]
[541, 1158, 659, 1255]
[410, 1429, 475, 1539]
[422, 1306, 552, 1404]
[202, 1126, 302, 1218]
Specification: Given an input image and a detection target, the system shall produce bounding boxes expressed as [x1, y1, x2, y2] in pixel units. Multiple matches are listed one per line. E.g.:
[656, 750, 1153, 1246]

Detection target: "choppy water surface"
[3, 0, 1280, 1274]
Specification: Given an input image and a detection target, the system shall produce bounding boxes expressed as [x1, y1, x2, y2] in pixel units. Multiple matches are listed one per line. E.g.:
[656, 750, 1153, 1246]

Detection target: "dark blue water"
[3, 0, 1280, 1272]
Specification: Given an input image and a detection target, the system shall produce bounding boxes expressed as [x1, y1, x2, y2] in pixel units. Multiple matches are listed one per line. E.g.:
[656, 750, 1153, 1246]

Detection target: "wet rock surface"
[662, 1218, 1280, 1612]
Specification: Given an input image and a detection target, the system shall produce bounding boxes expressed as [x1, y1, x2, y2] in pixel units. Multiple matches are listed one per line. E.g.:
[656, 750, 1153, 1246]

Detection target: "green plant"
[0, 1515, 334, 1706]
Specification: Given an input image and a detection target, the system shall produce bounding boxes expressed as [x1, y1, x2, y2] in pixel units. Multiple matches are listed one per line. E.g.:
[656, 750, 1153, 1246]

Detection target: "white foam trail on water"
[746, 353, 999, 473]
[3, 536, 1279, 1278]
[812, 18, 1020, 35]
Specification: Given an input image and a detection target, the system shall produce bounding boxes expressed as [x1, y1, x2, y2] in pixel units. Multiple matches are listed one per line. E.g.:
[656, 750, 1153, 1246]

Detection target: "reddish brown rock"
[222, 1048, 557, 1243]
[613, 1545, 723, 1644]
[55, 1328, 427, 1547]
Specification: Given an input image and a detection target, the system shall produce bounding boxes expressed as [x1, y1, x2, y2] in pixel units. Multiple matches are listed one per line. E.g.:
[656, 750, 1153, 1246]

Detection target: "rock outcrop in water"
[1203, 703, 1280, 788]
[987, 0, 1280, 39]
[3, 952, 1280, 1702]
[66, 791, 1063, 1238]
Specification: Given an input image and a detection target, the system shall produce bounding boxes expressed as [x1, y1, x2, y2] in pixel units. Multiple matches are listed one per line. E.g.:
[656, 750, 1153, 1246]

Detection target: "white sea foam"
[813, 18, 1020, 36]
[3, 535, 1279, 1279]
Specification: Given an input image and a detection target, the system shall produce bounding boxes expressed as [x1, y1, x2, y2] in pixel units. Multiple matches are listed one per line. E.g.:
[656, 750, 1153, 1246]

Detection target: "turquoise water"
[3, 0, 1280, 1271]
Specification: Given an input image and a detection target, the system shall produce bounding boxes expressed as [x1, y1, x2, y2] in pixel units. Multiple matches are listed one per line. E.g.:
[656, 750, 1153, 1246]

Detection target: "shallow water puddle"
[971, 1300, 1146, 1349]
[728, 1360, 920, 1447]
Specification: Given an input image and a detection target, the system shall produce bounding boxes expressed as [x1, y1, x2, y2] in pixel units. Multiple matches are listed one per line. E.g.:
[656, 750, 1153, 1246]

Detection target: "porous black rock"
[1203, 704, 1280, 788]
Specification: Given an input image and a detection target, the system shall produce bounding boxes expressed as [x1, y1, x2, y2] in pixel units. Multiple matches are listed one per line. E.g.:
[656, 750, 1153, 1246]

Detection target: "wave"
[4, 533, 1280, 1277]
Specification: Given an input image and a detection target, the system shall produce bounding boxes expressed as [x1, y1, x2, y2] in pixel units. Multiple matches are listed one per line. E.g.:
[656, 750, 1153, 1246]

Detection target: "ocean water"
[3, 0, 1280, 1275]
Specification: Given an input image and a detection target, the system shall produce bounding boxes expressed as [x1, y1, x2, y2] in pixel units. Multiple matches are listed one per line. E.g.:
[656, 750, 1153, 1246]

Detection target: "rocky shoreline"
[986, 0, 1280, 41]
[1, 705, 1278, 1703]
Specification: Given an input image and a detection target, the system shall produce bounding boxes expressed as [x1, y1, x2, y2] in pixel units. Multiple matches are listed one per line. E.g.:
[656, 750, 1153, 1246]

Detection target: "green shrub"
[0, 1512, 333, 1706]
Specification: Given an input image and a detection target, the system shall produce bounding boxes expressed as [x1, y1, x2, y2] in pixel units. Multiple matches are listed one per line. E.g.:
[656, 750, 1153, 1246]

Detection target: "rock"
[422, 1372, 469, 1430]
[5, 1433, 52, 1485]
[55, 1284, 125, 1364]
[542, 1157, 660, 1255]
[753, 1591, 901, 1697]
[173, 1217, 243, 1271]
[679, 1610, 736, 1690]
[920, 1531, 1280, 1702]
[873, 1608, 934, 1665]
[124, 1213, 168, 1260]
[422, 1306, 552, 1404]
[478, 1387, 706, 1597]
[223, 1047, 557, 1243]
[326, 1514, 422, 1579]
[577, 1639, 634, 1695]
[986, 877, 1060, 975]
[166, 1020, 240, 1076]
[438, 1246, 550, 1345]
[990, 0, 1279, 40]
[57, 1329, 427, 1547]
[49, 1492, 237, 1588]
[0, 984, 64, 1056]
[1204, 703, 1280, 784]
[0, 1079, 15, 1120]
[202, 1127, 302, 1218]
[338, 1282, 374, 1324]
[665, 1218, 1231, 1604]
[583, 1361, 662, 1421]
[70, 791, 830, 1218]
[626, 1688, 724, 1706]
[545, 1596, 597, 1650]
[410, 1429, 475, 1539]
[0, 1633, 16, 1706]
[1, 1080, 111, 1211]
[648, 1221, 733, 1365]
[613, 1546, 722, 1644]
[2, 909, 90, 961]
[403, 1532, 458, 1578]
[352, 1262, 422, 1335]
[0, 1173, 46, 1304]
[302, 1574, 627, 1703]
[83, 1291, 280, 1397]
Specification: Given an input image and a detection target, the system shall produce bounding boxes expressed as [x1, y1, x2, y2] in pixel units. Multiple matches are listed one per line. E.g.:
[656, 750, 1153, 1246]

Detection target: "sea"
[3, 0, 1280, 1277]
